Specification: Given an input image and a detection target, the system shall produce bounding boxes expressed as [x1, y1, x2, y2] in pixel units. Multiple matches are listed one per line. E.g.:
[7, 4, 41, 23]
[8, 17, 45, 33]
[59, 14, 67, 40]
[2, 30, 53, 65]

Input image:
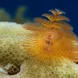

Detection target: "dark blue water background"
[0, 0, 78, 35]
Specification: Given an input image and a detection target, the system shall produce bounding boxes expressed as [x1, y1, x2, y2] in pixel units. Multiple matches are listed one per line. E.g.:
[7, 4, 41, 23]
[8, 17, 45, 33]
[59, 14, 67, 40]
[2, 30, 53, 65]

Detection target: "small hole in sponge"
[7, 65, 20, 75]
[76, 62, 78, 64]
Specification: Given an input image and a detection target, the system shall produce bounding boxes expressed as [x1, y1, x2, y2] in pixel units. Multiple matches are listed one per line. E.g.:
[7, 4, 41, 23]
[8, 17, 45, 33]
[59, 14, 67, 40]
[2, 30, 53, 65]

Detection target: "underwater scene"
[0, 0, 78, 78]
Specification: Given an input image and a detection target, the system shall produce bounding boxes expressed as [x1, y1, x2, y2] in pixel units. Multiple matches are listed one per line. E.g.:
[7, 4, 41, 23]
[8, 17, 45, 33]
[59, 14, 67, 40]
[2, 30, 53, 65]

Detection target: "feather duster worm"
[23, 9, 78, 64]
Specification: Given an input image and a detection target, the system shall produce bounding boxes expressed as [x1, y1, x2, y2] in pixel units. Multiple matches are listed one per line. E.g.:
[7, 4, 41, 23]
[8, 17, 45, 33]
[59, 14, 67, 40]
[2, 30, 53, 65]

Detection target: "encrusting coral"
[0, 9, 78, 78]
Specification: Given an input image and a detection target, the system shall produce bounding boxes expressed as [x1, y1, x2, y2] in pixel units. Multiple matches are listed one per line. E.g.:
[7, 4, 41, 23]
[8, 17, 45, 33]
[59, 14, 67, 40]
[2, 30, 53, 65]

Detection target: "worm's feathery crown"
[22, 9, 78, 64]
[34, 9, 72, 30]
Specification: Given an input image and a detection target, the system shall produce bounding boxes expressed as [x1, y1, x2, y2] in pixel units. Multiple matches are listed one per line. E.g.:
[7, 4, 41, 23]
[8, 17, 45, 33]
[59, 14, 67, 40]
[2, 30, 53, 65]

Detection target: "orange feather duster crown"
[22, 9, 78, 64]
